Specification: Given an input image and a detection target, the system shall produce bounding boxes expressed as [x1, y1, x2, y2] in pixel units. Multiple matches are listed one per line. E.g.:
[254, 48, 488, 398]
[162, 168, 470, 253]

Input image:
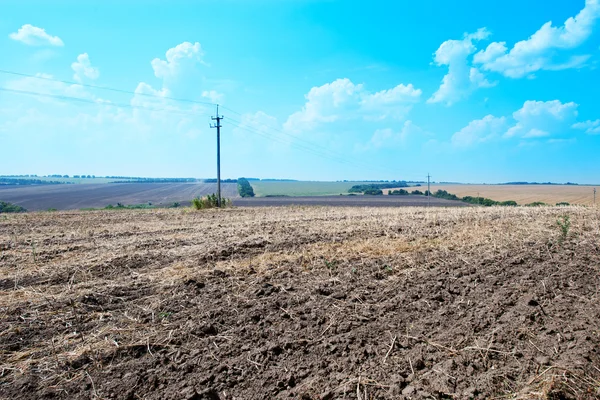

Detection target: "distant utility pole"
[210, 105, 223, 207]
[427, 173, 431, 207]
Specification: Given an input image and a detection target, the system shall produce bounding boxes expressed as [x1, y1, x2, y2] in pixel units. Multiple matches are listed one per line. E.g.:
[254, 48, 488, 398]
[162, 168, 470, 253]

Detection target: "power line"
[0, 87, 212, 118]
[0, 70, 427, 180]
[223, 117, 421, 180]
[0, 69, 216, 107]
[223, 118, 368, 170]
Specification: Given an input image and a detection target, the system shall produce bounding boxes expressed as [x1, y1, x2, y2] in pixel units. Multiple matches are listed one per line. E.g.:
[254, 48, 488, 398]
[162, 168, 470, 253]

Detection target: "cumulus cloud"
[452, 100, 586, 147]
[572, 119, 600, 133]
[202, 90, 224, 104]
[474, 0, 600, 78]
[361, 120, 423, 150]
[151, 42, 204, 80]
[428, 28, 495, 105]
[9, 24, 64, 46]
[284, 78, 421, 132]
[451, 115, 507, 147]
[505, 100, 579, 138]
[71, 53, 99, 82]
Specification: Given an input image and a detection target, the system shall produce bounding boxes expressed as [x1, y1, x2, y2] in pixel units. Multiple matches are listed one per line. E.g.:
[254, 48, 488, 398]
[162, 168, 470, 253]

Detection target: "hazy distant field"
[0, 183, 238, 211]
[249, 181, 423, 197]
[422, 184, 598, 205]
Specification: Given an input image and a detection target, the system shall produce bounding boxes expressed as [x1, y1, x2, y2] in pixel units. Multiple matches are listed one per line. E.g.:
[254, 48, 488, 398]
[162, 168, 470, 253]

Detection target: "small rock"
[402, 385, 416, 396]
[535, 355, 551, 365]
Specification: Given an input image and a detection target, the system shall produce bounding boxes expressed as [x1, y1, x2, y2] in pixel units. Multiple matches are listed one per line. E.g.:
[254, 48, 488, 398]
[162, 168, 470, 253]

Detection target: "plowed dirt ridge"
[0, 207, 599, 399]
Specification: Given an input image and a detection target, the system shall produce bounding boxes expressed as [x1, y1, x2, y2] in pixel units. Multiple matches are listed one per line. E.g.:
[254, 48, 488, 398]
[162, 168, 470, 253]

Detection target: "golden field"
[385, 184, 598, 206]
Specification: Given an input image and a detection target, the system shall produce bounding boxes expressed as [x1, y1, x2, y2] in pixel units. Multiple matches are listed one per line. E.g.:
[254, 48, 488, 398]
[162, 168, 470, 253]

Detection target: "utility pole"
[210, 105, 223, 207]
[427, 173, 431, 207]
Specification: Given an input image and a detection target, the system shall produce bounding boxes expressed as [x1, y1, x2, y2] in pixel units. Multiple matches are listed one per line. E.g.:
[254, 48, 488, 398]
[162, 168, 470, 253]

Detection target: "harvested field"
[0, 183, 239, 211]
[1, 206, 599, 399]
[411, 184, 599, 206]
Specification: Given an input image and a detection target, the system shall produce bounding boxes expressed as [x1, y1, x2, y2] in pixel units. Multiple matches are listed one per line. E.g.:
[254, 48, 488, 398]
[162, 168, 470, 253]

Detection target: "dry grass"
[1, 206, 599, 399]
[397, 184, 599, 205]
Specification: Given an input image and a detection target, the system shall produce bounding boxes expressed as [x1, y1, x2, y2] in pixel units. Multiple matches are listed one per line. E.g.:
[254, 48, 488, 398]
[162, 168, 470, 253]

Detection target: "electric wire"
[0, 87, 211, 118]
[0, 70, 425, 180]
[0, 69, 216, 107]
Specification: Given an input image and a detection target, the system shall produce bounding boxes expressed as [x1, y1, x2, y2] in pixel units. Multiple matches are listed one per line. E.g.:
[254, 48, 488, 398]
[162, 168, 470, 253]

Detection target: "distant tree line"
[111, 178, 198, 183]
[0, 201, 27, 213]
[432, 190, 517, 206]
[502, 182, 578, 185]
[237, 178, 255, 197]
[348, 182, 409, 193]
[203, 179, 237, 183]
[0, 178, 68, 186]
[239, 178, 298, 182]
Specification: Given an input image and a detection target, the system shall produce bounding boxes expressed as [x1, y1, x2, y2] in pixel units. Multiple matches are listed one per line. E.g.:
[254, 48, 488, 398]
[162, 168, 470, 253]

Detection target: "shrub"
[525, 202, 547, 207]
[0, 201, 27, 213]
[389, 189, 409, 195]
[191, 194, 231, 209]
[556, 202, 570, 206]
[363, 189, 383, 195]
[237, 178, 255, 197]
[411, 190, 424, 195]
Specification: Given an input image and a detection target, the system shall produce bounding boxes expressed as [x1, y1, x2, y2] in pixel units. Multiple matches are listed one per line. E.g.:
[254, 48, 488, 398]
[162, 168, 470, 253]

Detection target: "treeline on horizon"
[0, 178, 71, 186]
[348, 182, 413, 193]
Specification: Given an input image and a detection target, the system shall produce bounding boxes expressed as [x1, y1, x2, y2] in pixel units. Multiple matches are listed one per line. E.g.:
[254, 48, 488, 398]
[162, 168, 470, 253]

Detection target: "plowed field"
[1, 206, 599, 399]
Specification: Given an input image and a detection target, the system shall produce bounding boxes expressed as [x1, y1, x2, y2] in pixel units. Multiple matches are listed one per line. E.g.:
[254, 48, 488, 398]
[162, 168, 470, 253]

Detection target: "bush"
[389, 189, 409, 195]
[411, 190, 424, 195]
[237, 178, 255, 197]
[0, 201, 27, 213]
[556, 202, 570, 206]
[191, 194, 231, 209]
[363, 189, 383, 195]
[525, 202, 547, 207]
[432, 190, 460, 201]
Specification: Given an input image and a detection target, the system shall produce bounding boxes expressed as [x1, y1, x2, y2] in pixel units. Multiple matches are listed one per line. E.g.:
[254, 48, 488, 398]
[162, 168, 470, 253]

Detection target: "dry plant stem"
[0, 206, 598, 400]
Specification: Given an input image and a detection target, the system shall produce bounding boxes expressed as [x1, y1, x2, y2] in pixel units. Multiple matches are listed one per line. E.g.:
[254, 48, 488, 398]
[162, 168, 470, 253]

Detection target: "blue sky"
[1, 0, 599, 183]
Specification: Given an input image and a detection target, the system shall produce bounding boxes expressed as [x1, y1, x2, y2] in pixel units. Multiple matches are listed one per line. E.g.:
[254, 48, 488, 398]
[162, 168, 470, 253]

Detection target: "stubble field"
[417, 185, 598, 206]
[0, 206, 599, 399]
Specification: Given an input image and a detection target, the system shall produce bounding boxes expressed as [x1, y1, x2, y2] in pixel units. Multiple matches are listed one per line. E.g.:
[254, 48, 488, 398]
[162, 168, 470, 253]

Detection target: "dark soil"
[0, 207, 599, 399]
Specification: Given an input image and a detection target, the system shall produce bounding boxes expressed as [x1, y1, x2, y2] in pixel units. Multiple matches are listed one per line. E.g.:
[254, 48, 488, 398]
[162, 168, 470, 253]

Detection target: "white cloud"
[6, 73, 93, 102]
[428, 28, 495, 105]
[151, 42, 204, 80]
[505, 100, 578, 138]
[71, 53, 99, 82]
[202, 90, 224, 104]
[9, 24, 64, 46]
[139, 42, 209, 101]
[284, 78, 421, 132]
[453, 100, 585, 147]
[474, 0, 600, 78]
[572, 119, 600, 133]
[451, 115, 507, 147]
[361, 120, 423, 150]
